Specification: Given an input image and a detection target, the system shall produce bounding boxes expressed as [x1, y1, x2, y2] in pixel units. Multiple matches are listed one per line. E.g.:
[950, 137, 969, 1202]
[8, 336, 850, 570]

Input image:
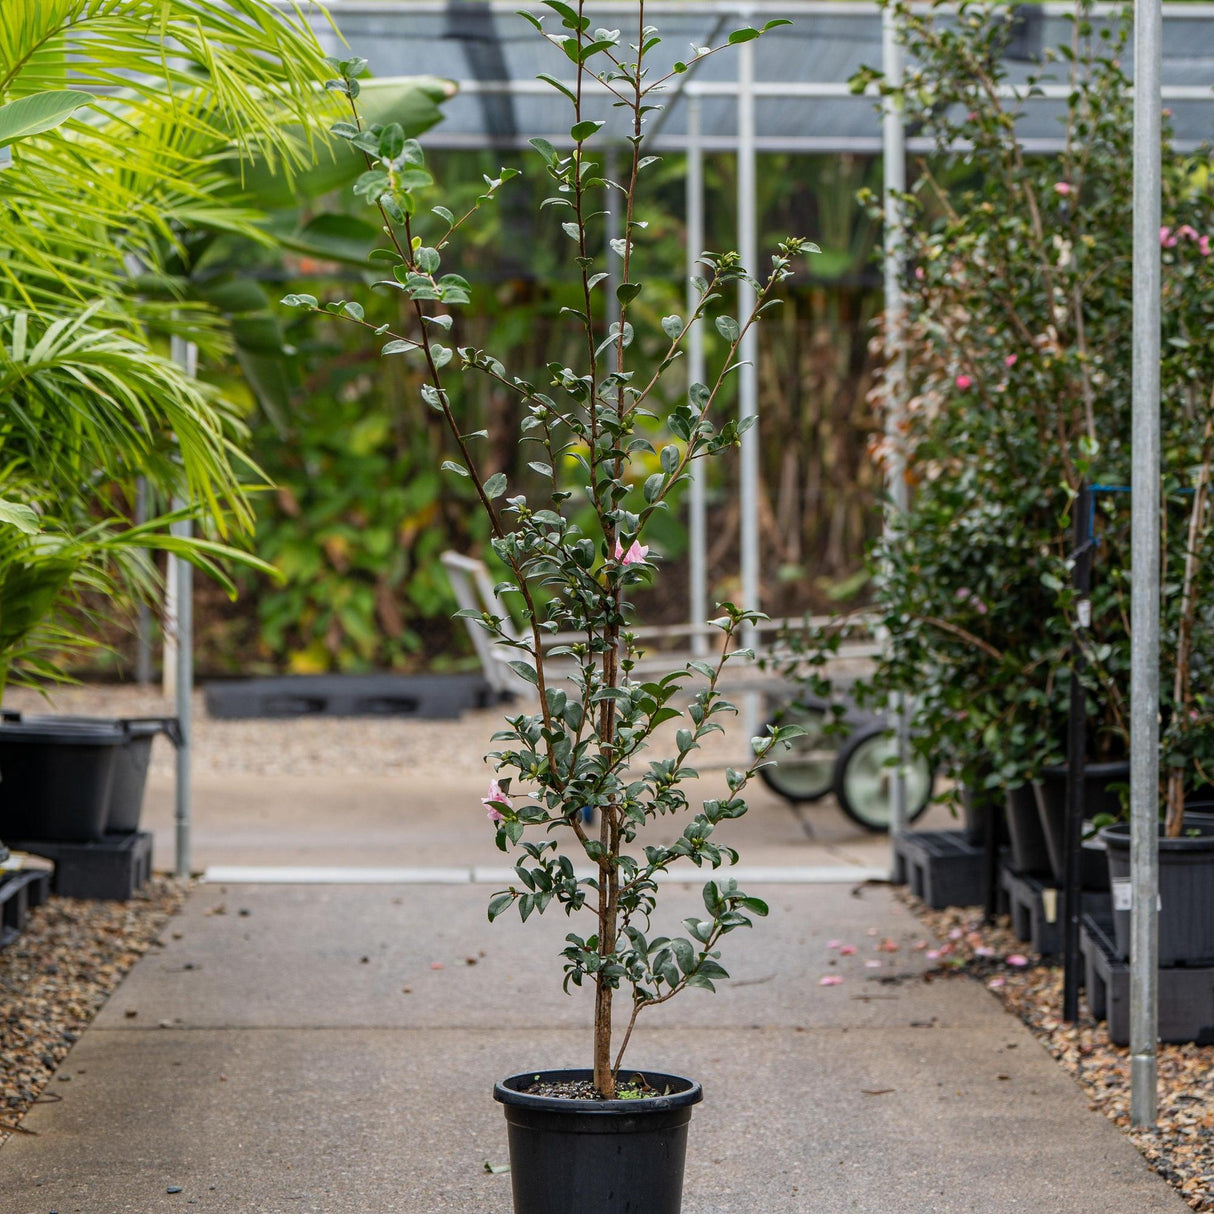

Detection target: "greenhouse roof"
[302, 2, 1214, 153]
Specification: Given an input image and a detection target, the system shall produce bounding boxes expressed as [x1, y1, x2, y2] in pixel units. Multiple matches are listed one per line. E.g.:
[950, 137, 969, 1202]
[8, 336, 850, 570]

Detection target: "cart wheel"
[755, 700, 840, 804]
[832, 725, 934, 832]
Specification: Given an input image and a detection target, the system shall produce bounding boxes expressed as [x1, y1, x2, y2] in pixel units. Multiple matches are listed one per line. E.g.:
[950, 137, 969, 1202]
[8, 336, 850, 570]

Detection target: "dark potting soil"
[523, 1076, 663, 1101]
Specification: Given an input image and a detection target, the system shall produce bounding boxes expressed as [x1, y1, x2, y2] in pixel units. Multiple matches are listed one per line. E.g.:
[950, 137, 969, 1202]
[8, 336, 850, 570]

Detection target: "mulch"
[0, 875, 188, 1145]
[902, 891, 1214, 1213]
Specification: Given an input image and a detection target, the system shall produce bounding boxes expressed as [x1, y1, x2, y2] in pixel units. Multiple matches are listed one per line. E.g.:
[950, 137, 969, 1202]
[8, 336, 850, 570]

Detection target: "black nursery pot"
[1036, 761, 1128, 887]
[1101, 818, 1214, 966]
[0, 720, 125, 842]
[494, 1069, 702, 1214]
[1005, 783, 1052, 877]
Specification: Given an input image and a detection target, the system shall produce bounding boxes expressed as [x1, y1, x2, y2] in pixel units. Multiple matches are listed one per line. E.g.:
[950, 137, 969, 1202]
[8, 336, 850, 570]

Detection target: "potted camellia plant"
[284, 9, 808, 1211]
[858, 0, 1214, 963]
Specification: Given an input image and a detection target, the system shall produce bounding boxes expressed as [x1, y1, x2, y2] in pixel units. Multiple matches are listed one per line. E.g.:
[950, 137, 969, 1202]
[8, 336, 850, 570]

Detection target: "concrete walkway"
[0, 878, 1187, 1213]
[0, 695, 1191, 1212]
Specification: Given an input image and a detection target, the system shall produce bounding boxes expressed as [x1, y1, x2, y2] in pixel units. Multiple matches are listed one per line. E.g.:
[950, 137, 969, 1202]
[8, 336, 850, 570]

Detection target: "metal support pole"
[170, 336, 196, 880]
[1063, 482, 1092, 1022]
[134, 478, 153, 685]
[881, 4, 910, 857]
[736, 36, 760, 740]
[1130, 0, 1162, 1129]
[687, 98, 709, 659]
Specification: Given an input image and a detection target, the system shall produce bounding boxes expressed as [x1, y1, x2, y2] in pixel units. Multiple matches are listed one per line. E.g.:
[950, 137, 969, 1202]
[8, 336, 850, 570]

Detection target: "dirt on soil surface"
[901, 891, 1214, 1214]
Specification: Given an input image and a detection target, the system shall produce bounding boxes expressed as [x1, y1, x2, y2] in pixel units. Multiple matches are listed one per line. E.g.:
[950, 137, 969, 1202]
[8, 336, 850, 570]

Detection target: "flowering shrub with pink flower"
[848, 0, 1214, 824]
[284, 9, 810, 1096]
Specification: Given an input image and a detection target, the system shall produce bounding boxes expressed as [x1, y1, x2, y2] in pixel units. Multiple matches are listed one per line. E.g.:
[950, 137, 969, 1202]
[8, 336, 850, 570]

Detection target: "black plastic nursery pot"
[961, 782, 1002, 847]
[0, 720, 125, 842]
[1100, 817, 1214, 966]
[494, 1069, 702, 1214]
[1036, 761, 1127, 888]
[4, 714, 177, 834]
[1005, 783, 1052, 877]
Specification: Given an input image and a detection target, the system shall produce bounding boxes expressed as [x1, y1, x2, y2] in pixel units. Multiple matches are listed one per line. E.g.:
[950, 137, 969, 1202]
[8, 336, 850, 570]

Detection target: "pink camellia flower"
[1004, 354, 1018, 368]
[1161, 226, 1178, 249]
[1054, 182, 1072, 196]
[1201, 235, 1212, 257]
[614, 538, 649, 566]
[819, 975, 844, 986]
[955, 374, 973, 391]
[1177, 224, 1199, 241]
[482, 779, 512, 823]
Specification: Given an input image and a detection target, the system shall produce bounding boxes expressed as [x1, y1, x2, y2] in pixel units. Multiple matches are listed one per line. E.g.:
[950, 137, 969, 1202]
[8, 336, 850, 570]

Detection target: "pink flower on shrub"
[1004, 354, 1018, 368]
[1177, 224, 1199, 241]
[1161, 226, 1178, 248]
[482, 779, 512, 822]
[614, 539, 649, 566]
[1054, 182, 1072, 196]
[914, 266, 926, 281]
[1201, 235, 1212, 257]
[955, 374, 973, 391]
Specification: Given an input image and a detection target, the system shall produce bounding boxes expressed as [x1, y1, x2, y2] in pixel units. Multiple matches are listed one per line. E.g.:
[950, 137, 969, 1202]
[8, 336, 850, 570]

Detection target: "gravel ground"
[0, 682, 761, 780]
[2, 684, 505, 780]
[903, 892, 1214, 1213]
[0, 876, 188, 1146]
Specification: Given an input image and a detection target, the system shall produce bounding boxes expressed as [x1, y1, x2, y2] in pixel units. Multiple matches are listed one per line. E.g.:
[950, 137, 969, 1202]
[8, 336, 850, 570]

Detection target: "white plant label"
[1112, 878, 1132, 911]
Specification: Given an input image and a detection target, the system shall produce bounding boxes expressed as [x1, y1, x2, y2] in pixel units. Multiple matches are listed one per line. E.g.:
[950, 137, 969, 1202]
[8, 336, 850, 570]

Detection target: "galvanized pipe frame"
[881, 4, 910, 855]
[1131, 0, 1163, 1132]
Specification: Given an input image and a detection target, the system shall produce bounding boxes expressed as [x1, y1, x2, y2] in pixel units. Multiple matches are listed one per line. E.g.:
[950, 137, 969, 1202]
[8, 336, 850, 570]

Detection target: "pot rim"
[494, 1068, 703, 1115]
[1098, 820, 1214, 851]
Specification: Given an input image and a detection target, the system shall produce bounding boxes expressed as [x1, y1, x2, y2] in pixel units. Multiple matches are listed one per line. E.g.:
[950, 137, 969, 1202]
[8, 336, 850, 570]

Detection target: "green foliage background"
[192, 147, 887, 675]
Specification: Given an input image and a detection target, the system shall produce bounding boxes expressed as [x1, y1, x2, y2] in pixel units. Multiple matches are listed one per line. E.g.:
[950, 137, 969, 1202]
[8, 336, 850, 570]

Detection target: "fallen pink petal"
[987, 977, 1006, 989]
[1006, 954, 1029, 968]
[839, 944, 857, 956]
[819, 975, 844, 986]
[826, 939, 841, 949]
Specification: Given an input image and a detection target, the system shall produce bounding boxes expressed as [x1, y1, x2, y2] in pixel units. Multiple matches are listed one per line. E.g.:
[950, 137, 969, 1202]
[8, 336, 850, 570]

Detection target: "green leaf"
[487, 893, 514, 921]
[441, 461, 470, 479]
[0, 499, 40, 534]
[617, 282, 642, 305]
[571, 119, 604, 142]
[715, 315, 741, 343]
[661, 315, 683, 340]
[381, 339, 414, 356]
[378, 121, 405, 162]
[484, 472, 508, 499]
[728, 27, 761, 44]
[0, 91, 89, 146]
[416, 247, 441, 274]
[507, 660, 539, 686]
